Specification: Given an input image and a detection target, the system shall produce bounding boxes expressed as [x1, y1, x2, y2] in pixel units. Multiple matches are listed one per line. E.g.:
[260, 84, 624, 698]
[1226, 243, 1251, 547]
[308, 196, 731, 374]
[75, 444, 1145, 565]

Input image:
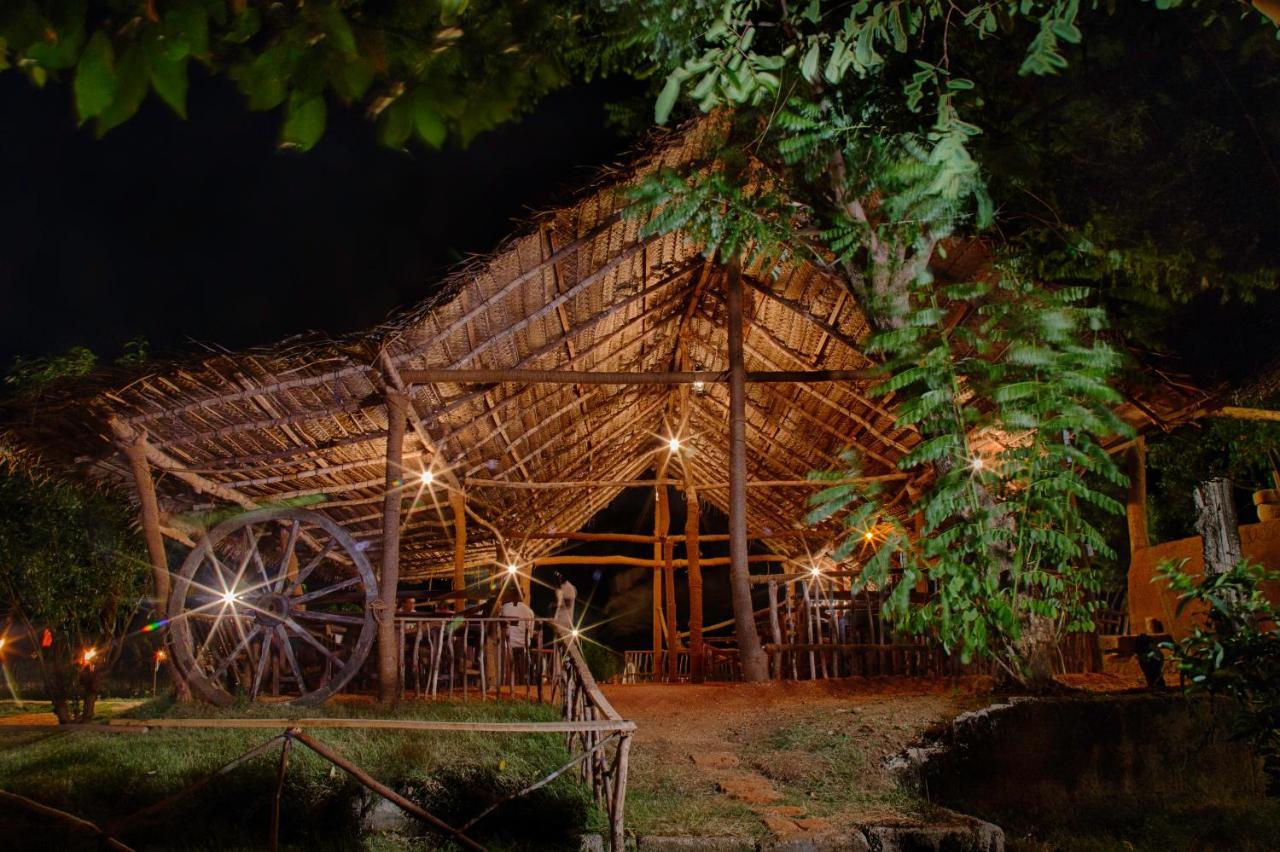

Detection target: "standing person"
[499, 588, 536, 685]
[552, 571, 577, 634]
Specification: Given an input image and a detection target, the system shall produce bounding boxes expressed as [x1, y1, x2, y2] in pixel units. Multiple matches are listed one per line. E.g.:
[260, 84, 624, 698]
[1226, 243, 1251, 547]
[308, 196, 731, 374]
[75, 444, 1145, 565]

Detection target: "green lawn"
[0, 697, 599, 851]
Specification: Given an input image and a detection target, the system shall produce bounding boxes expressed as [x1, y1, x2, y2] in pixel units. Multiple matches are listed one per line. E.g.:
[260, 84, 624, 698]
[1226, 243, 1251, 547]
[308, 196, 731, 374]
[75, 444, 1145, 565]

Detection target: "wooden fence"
[0, 626, 634, 851]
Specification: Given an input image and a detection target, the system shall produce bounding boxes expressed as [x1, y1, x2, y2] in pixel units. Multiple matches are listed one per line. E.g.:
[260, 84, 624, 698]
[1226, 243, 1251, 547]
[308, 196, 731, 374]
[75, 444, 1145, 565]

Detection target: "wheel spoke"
[250, 630, 274, 698]
[232, 527, 264, 593]
[276, 520, 301, 593]
[286, 539, 336, 595]
[293, 609, 365, 627]
[292, 576, 361, 606]
[283, 619, 341, 663]
[210, 625, 263, 681]
[275, 625, 307, 692]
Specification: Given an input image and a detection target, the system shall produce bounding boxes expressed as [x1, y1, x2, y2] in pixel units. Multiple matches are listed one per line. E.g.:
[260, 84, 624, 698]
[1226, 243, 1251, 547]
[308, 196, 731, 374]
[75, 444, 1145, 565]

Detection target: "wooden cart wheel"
[168, 507, 379, 706]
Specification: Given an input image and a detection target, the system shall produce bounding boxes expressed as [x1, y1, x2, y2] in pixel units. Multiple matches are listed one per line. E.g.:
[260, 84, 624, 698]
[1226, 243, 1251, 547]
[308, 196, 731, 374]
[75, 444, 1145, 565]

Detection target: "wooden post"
[767, 578, 782, 680]
[686, 486, 704, 682]
[111, 422, 190, 701]
[450, 489, 467, 612]
[378, 390, 408, 704]
[726, 260, 770, 682]
[663, 537, 678, 680]
[1126, 436, 1150, 553]
[652, 456, 670, 677]
[1194, 477, 1242, 579]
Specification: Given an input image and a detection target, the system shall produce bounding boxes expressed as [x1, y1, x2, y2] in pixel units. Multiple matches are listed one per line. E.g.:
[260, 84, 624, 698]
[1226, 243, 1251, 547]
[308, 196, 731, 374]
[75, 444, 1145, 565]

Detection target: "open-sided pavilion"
[3, 122, 1215, 693]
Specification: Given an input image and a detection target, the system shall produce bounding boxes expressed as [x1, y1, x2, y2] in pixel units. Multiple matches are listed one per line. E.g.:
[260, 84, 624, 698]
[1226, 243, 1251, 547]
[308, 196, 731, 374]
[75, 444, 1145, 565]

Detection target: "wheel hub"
[254, 592, 292, 626]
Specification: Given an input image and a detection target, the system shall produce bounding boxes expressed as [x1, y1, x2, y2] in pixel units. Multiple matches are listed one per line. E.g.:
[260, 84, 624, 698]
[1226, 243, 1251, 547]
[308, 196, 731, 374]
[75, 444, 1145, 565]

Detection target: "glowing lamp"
[81, 647, 98, 666]
[863, 531, 874, 542]
[809, 565, 822, 578]
[420, 470, 435, 485]
[155, 649, 167, 662]
[506, 562, 519, 575]
[570, 628, 580, 639]
[692, 380, 706, 394]
[222, 590, 239, 606]
[969, 456, 985, 472]
[667, 437, 681, 453]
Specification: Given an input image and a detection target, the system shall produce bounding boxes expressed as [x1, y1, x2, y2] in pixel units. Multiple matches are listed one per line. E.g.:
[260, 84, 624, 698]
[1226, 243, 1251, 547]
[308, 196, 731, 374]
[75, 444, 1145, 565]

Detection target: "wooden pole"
[111, 423, 190, 701]
[652, 456, 670, 677]
[378, 390, 408, 704]
[686, 486, 704, 682]
[528, 554, 785, 568]
[726, 259, 770, 682]
[450, 489, 467, 613]
[505, 529, 830, 544]
[398, 367, 880, 385]
[464, 475, 905, 490]
[1126, 436, 1150, 553]
[663, 537, 678, 680]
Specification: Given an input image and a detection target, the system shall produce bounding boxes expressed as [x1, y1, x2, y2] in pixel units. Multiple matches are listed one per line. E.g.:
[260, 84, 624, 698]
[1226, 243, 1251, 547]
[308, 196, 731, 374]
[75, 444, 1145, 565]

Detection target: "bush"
[1159, 558, 1280, 787]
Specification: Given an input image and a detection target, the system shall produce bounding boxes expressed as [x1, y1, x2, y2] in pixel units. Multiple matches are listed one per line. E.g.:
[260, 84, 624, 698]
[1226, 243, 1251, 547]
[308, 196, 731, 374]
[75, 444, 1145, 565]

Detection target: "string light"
[154, 649, 167, 663]
[80, 647, 98, 666]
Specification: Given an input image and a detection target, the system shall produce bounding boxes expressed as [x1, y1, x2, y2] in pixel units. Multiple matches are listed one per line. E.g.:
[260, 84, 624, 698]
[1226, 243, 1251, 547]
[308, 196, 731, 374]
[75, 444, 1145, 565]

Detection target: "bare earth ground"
[602, 677, 1002, 841]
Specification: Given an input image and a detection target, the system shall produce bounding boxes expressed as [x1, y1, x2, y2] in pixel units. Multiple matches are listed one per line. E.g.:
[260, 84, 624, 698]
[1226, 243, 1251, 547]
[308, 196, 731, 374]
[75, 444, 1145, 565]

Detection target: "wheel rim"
[168, 508, 378, 706]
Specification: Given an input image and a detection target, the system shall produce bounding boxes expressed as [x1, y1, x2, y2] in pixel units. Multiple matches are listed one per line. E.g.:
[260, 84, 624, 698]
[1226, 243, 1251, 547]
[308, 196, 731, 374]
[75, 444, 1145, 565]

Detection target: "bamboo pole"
[663, 536, 678, 680]
[528, 554, 786, 568]
[378, 390, 407, 704]
[726, 259, 770, 682]
[398, 367, 880, 385]
[1196, 405, 1280, 423]
[686, 485, 704, 682]
[450, 489, 467, 613]
[653, 455, 670, 677]
[1126, 435, 1150, 553]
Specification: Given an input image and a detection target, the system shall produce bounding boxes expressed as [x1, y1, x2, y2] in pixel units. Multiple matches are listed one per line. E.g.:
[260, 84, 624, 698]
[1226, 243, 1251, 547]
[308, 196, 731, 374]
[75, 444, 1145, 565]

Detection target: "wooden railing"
[397, 616, 556, 701]
[555, 630, 634, 850]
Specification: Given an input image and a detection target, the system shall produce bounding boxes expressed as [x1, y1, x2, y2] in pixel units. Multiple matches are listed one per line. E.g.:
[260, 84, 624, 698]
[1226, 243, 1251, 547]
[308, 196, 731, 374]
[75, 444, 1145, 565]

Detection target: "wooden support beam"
[1195, 405, 1280, 423]
[652, 455, 670, 676]
[378, 390, 407, 704]
[463, 475, 905, 491]
[726, 259, 770, 682]
[686, 485, 704, 682]
[528, 554, 786, 568]
[398, 368, 880, 386]
[450, 489, 467, 613]
[1126, 436, 1149, 553]
[502, 528, 830, 544]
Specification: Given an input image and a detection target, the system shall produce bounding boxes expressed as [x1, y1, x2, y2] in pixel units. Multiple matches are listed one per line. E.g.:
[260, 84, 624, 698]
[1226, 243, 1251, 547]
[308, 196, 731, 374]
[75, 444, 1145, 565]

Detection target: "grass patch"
[0, 698, 143, 720]
[0, 697, 597, 851]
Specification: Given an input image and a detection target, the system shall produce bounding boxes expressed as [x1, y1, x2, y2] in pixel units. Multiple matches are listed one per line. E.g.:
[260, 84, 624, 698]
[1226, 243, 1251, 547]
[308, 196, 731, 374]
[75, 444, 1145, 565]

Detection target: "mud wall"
[1128, 519, 1280, 639]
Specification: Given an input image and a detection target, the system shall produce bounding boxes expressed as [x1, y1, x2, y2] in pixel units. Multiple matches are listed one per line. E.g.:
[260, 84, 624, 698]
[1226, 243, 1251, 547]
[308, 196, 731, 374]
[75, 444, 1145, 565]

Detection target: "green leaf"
[75, 32, 116, 122]
[150, 56, 189, 119]
[800, 41, 820, 83]
[378, 97, 414, 149]
[413, 96, 447, 147]
[96, 41, 149, 135]
[655, 73, 681, 124]
[320, 5, 358, 57]
[332, 58, 375, 102]
[281, 93, 327, 151]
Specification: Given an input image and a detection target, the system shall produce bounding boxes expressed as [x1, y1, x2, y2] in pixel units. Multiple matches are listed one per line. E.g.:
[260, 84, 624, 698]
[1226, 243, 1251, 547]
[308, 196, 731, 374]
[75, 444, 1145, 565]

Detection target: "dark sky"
[0, 70, 639, 368]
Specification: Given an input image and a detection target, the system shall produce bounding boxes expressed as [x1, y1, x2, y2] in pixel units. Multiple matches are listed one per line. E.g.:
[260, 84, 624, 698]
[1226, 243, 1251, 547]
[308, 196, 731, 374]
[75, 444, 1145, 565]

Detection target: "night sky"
[0, 70, 638, 368]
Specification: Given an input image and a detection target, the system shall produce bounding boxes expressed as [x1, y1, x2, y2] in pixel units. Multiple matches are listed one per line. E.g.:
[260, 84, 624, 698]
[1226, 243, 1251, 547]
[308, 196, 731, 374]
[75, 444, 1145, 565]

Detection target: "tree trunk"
[1194, 477, 1242, 579]
[378, 391, 408, 704]
[726, 259, 770, 682]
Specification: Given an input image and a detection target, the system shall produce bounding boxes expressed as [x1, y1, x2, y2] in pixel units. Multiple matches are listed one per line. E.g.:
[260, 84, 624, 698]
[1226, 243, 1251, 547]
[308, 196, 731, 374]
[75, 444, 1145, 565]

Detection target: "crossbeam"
[398, 368, 880, 386]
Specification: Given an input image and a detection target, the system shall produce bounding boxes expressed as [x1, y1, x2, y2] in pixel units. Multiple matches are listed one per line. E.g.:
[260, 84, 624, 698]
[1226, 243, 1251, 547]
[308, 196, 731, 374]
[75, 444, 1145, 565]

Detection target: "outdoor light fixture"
[969, 456, 985, 472]
[810, 565, 822, 578]
[506, 562, 519, 575]
[81, 647, 98, 666]
[692, 379, 706, 394]
[222, 590, 239, 606]
[863, 531, 875, 543]
[570, 628, 580, 639]
[667, 437, 681, 453]
[420, 469, 435, 486]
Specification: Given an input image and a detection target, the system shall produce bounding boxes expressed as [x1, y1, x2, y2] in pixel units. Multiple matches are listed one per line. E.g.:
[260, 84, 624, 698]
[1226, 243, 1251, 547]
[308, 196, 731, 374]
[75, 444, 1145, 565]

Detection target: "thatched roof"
[2, 120, 1213, 580]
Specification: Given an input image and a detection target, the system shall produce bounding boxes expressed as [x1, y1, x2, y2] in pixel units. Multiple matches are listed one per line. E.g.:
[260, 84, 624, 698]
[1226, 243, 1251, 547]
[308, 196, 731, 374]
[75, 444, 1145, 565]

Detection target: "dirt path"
[602, 677, 991, 840]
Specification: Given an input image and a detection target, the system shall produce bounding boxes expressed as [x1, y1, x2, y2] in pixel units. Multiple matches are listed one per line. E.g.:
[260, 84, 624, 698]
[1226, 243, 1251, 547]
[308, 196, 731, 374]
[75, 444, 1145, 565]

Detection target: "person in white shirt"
[499, 589, 536, 683]
[552, 572, 577, 634]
